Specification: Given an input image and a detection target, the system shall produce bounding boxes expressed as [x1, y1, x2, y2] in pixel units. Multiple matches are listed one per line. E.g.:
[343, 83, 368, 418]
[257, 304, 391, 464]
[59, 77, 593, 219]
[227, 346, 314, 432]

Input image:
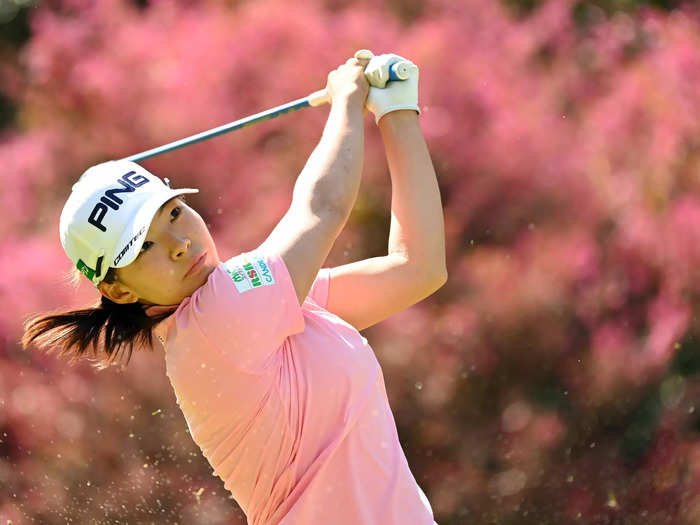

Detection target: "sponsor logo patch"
[224, 253, 275, 293]
[113, 226, 147, 265]
[76, 259, 95, 280]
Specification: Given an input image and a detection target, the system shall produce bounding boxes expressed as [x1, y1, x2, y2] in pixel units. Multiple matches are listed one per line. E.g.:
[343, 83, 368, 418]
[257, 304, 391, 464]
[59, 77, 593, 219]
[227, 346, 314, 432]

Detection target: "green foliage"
[0, 2, 33, 46]
[671, 335, 700, 376]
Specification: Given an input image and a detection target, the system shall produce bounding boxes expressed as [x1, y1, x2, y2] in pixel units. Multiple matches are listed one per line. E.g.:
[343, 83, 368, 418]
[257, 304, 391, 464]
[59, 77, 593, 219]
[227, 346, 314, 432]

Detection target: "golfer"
[23, 51, 446, 524]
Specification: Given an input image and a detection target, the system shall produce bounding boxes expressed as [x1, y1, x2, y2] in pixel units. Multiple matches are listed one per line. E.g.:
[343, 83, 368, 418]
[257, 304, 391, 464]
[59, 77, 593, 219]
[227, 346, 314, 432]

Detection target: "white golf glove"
[364, 53, 420, 124]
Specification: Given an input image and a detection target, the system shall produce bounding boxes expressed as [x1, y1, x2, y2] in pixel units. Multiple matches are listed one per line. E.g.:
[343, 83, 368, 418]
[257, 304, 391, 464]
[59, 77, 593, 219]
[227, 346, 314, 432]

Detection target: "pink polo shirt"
[147, 251, 436, 525]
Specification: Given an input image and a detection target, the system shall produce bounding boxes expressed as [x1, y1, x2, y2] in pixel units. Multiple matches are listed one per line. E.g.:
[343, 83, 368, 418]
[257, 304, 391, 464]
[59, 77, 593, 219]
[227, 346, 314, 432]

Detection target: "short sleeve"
[306, 268, 331, 309]
[188, 251, 305, 372]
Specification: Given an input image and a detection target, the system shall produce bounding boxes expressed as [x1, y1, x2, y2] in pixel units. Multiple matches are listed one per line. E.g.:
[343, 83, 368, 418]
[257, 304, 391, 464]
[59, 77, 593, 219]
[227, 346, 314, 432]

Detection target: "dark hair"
[21, 264, 174, 371]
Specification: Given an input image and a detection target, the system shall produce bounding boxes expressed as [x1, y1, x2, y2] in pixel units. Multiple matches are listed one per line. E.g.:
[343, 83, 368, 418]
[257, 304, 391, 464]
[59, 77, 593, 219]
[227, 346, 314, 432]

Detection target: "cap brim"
[111, 188, 199, 269]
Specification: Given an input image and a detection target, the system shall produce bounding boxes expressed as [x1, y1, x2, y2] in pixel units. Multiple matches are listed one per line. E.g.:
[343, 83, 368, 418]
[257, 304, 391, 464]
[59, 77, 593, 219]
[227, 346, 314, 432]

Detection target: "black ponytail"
[21, 267, 173, 370]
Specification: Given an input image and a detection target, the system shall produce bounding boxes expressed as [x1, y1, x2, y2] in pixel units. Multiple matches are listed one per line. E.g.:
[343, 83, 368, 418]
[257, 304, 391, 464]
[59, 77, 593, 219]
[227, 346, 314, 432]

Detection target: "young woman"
[23, 51, 447, 524]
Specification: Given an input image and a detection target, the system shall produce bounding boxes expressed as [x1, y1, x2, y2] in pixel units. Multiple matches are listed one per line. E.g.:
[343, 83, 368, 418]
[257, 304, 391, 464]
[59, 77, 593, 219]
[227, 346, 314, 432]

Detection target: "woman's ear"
[98, 279, 140, 304]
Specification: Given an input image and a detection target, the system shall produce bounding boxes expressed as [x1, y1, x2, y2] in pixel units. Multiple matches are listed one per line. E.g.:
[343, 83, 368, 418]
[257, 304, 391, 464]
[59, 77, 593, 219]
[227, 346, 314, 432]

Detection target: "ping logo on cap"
[88, 170, 150, 232]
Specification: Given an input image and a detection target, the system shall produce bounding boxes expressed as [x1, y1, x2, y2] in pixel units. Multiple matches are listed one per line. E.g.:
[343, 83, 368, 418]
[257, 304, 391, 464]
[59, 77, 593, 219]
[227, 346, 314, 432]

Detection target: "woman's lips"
[184, 251, 207, 278]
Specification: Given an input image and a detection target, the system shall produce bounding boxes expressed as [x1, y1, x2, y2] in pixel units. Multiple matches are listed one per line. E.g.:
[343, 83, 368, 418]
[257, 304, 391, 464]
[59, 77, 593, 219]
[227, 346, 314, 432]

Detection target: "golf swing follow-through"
[23, 48, 447, 524]
[123, 50, 412, 162]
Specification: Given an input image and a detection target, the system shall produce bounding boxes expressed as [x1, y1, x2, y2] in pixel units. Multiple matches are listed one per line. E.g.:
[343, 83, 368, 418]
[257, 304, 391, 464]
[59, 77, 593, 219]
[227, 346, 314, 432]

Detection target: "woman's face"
[98, 197, 220, 306]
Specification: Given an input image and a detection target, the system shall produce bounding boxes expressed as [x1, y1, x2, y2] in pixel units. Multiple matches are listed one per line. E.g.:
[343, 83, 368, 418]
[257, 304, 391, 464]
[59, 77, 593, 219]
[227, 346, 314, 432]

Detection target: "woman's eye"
[138, 207, 180, 256]
[138, 205, 181, 257]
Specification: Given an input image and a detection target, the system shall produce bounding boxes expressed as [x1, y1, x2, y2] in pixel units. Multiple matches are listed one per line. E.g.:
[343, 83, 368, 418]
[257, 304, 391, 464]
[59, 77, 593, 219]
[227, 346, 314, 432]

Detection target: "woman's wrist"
[331, 88, 366, 111]
[377, 110, 420, 131]
[329, 95, 365, 123]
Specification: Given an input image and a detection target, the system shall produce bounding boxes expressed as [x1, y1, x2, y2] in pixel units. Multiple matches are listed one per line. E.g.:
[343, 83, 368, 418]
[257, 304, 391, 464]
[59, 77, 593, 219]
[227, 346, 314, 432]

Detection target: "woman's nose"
[172, 237, 191, 259]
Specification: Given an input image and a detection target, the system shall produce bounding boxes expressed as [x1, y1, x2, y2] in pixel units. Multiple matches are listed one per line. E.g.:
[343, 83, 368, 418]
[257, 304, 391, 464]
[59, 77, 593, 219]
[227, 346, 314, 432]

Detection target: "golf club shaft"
[122, 61, 410, 163]
[122, 96, 314, 162]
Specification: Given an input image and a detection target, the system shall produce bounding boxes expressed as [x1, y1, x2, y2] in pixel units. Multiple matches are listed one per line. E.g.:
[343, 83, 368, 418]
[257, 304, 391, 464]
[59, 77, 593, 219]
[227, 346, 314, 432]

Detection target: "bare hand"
[325, 55, 371, 107]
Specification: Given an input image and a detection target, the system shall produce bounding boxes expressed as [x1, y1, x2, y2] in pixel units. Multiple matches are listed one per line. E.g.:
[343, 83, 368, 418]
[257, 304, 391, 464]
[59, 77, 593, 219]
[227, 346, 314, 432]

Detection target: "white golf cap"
[59, 160, 199, 287]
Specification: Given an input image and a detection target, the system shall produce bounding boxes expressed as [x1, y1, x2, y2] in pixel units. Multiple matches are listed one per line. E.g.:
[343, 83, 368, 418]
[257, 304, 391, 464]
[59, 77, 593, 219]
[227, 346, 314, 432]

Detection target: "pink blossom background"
[1, 0, 700, 523]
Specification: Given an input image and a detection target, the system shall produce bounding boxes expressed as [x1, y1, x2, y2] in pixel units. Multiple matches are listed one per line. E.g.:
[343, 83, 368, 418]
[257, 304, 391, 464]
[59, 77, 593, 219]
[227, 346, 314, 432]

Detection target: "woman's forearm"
[292, 97, 364, 220]
[378, 110, 447, 277]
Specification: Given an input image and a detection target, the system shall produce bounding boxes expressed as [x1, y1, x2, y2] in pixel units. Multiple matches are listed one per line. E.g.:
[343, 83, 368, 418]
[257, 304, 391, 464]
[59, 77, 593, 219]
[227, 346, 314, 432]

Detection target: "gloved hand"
[364, 53, 420, 124]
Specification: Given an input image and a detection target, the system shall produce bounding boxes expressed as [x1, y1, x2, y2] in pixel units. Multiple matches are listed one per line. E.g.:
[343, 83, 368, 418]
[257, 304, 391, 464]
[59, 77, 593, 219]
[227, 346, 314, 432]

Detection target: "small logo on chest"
[225, 254, 276, 293]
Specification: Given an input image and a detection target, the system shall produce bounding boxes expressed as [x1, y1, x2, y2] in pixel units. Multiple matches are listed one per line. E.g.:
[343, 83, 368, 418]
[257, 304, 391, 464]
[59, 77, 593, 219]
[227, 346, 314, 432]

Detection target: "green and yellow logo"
[76, 259, 95, 280]
[226, 267, 245, 283]
[225, 254, 275, 293]
[242, 261, 261, 287]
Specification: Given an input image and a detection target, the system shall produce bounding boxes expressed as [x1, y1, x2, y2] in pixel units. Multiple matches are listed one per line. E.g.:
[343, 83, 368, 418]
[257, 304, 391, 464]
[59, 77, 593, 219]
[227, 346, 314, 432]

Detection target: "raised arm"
[258, 55, 369, 305]
[318, 55, 447, 331]
[379, 110, 446, 275]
